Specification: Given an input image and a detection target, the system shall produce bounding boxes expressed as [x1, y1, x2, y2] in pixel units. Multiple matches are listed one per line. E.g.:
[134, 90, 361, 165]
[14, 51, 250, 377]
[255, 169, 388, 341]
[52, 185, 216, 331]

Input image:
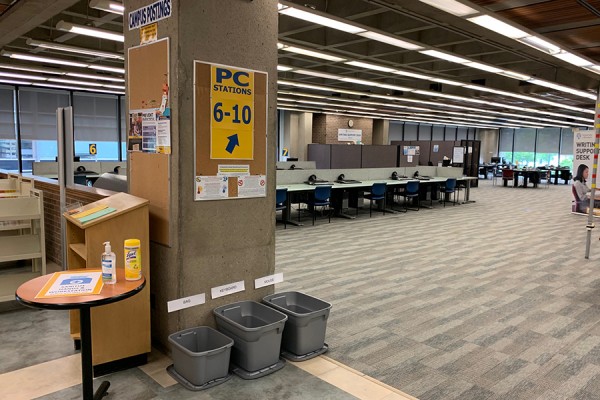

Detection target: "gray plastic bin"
[263, 291, 331, 356]
[213, 301, 287, 373]
[168, 326, 233, 387]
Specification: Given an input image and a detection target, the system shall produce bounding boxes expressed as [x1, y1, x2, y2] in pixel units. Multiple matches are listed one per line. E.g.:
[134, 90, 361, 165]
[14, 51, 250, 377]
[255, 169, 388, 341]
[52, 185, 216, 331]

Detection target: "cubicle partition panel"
[361, 145, 398, 168]
[307, 144, 331, 169]
[412, 141, 431, 166]
[430, 141, 454, 165]
[330, 144, 362, 169]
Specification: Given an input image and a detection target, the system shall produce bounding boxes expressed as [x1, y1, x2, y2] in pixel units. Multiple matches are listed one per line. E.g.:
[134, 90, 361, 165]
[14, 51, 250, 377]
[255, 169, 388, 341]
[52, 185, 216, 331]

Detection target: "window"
[535, 128, 560, 167]
[403, 123, 418, 140]
[73, 92, 119, 161]
[418, 124, 432, 140]
[18, 88, 70, 168]
[120, 96, 127, 160]
[560, 128, 574, 169]
[513, 128, 536, 167]
[0, 86, 17, 171]
[498, 128, 513, 163]
[432, 125, 444, 140]
[456, 127, 467, 141]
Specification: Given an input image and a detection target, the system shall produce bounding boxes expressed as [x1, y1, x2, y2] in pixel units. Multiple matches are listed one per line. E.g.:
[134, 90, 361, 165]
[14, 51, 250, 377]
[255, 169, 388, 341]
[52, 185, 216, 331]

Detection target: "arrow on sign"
[226, 134, 239, 154]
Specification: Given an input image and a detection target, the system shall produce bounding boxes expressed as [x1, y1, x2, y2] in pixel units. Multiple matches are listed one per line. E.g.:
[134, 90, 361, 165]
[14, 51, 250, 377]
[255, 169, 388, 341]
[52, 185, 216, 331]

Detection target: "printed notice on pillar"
[195, 176, 228, 200]
[237, 175, 266, 198]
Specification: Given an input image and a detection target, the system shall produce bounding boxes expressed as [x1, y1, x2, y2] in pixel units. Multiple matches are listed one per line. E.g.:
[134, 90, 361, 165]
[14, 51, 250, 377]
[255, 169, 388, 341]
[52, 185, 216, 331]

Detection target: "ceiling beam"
[0, 0, 80, 47]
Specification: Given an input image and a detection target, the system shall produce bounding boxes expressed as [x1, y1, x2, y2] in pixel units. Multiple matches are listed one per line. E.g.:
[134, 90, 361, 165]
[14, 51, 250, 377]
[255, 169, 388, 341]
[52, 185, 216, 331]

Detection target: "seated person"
[573, 164, 600, 210]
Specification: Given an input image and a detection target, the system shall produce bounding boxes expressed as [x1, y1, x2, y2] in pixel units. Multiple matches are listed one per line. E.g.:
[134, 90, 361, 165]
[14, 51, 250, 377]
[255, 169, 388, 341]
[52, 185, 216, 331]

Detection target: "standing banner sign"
[573, 129, 597, 186]
[194, 61, 267, 200]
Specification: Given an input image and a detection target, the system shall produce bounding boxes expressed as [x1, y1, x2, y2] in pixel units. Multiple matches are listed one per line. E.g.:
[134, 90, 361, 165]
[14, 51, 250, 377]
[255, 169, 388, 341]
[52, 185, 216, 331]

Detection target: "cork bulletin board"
[127, 38, 171, 154]
[193, 61, 267, 201]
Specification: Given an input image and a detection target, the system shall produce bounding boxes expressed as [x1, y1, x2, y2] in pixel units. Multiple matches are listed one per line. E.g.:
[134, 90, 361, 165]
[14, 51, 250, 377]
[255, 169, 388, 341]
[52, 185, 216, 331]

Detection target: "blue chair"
[276, 188, 288, 229]
[402, 181, 420, 211]
[306, 185, 332, 225]
[440, 178, 457, 207]
[364, 182, 387, 217]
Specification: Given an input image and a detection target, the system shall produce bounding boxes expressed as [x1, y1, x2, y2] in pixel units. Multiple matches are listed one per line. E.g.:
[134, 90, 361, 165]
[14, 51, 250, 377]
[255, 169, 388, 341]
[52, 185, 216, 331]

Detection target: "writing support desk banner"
[193, 61, 268, 201]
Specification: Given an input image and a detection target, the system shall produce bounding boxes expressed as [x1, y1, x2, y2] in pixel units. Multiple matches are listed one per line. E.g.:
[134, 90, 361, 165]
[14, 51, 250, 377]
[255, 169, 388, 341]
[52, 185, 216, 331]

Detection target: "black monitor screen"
[442, 159, 451, 167]
[491, 156, 501, 163]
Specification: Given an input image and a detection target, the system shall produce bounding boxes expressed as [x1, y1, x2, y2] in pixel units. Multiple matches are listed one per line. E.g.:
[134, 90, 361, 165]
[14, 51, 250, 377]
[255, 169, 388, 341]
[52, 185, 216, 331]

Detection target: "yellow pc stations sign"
[210, 65, 254, 159]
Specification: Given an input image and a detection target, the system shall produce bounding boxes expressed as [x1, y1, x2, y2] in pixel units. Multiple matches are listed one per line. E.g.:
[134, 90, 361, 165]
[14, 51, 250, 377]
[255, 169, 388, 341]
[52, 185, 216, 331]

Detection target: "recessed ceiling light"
[419, 50, 471, 64]
[357, 31, 423, 50]
[467, 15, 529, 39]
[281, 45, 346, 62]
[418, 0, 478, 16]
[279, 6, 366, 34]
[88, 65, 125, 74]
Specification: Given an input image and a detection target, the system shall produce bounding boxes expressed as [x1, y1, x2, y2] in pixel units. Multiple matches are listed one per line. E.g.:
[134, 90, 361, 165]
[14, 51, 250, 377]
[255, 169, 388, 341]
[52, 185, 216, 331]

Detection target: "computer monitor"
[442, 159, 451, 167]
[286, 157, 298, 161]
[491, 156, 501, 163]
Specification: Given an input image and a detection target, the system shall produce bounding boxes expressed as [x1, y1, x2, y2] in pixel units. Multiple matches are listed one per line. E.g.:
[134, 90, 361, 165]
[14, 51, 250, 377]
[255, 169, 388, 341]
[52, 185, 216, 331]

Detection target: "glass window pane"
[120, 96, 127, 160]
[432, 125, 444, 140]
[535, 127, 560, 167]
[404, 123, 418, 140]
[418, 124, 432, 140]
[456, 127, 467, 141]
[73, 92, 118, 160]
[560, 128, 575, 169]
[445, 126, 457, 140]
[514, 128, 536, 167]
[0, 86, 17, 171]
[389, 122, 403, 142]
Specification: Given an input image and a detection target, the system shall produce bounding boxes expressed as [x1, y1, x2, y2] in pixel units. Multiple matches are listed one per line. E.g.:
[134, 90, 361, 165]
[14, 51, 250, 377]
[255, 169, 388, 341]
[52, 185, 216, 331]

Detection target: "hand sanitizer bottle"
[102, 241, 117, 284]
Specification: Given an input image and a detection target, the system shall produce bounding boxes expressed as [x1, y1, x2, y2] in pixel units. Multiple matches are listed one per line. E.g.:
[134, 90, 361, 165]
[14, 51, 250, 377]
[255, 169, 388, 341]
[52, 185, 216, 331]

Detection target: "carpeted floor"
[275, 179, 600, 400]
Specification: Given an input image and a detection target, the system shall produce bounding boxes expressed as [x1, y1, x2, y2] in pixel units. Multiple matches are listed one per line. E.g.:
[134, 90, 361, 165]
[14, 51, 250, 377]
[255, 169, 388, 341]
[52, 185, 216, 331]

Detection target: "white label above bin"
[167, 293, 206, 313]
[255, 273, 283, 289]
[211, 280, 245, 299]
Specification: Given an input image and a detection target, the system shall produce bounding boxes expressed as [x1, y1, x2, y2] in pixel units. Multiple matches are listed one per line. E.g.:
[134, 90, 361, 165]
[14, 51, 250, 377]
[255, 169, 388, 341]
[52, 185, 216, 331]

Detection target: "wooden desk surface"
[16, 269, 145, 310]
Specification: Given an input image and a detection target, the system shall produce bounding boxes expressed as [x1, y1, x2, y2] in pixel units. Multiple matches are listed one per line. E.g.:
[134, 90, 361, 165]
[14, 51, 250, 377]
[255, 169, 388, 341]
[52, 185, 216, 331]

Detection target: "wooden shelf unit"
[63, 192, 150, 367]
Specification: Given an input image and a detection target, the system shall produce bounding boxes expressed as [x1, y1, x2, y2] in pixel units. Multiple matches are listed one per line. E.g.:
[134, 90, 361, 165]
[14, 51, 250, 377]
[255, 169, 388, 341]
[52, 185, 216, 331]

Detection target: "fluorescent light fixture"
[463, 61, 504, 73]
[0, 63, 64, 75]
[0, 79, 32, 85]
[419, 50, 470, 64]
[56, 21, 124, 42]
[294, 69, 340, 80]
[518, 36, 561, 55]
[357, 31, 423, 50]
[375, 83, 414, 92]
[48, 78, 104, 87]
[33, 82, 124, 95]
[528, 78, 596, 99]
[89, 0, 124, 15]
[553, 51, 593, 67]
[26, 38, 124, 60]
[467, 15, 529, 39]
[0, 71, 46, 81]
[345, 60, 395, 72]
[277, 65, 293, 71]
[418, 0, 477, 16]
[281, 45, 346, 62]
[66, 72, 124, 82]
[88, 65, 125, 74]
[102, 84, 126, 90]
[340, 77, 375, 85]
[499, 70, 531, 80]
[0, 50, 88, 67]
[279, 7, 366, 34]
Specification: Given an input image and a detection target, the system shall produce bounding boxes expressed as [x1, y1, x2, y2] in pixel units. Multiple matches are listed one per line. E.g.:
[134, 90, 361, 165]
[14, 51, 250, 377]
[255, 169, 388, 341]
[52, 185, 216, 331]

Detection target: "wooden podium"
[63, 192, 150, 371]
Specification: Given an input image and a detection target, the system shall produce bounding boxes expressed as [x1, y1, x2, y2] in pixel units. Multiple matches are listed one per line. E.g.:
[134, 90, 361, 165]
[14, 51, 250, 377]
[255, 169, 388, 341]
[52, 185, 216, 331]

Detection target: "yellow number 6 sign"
[89, 143, 97, 155]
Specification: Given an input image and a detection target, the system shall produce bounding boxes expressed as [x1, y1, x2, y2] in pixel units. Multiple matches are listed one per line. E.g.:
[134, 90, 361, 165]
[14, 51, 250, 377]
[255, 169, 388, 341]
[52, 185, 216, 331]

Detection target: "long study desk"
[277, 176, 476, 226]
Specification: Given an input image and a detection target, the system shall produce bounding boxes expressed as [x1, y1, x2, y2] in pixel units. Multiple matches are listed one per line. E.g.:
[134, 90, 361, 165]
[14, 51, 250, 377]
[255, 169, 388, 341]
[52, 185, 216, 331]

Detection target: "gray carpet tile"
[275, 179, 600, 400]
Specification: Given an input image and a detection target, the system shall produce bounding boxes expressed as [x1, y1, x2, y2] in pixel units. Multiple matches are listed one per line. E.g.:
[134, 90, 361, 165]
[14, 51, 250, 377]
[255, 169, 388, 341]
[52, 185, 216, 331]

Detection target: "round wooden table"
[16, 269, 145, 400]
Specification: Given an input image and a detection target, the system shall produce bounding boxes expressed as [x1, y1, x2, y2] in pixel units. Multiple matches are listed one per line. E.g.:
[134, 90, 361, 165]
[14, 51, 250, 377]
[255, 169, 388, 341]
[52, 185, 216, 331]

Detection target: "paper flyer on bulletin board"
[35, 270, 103, 299]
[193, 61, 267, 201]
[127, 38, 171, 154]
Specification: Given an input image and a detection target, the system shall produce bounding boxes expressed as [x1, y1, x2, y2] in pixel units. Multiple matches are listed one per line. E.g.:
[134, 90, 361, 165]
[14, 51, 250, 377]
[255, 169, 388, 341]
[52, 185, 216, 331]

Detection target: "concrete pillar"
[125, 0, 278, 351]
[297, 113, 313, 160]
[372, 119, 389, 145]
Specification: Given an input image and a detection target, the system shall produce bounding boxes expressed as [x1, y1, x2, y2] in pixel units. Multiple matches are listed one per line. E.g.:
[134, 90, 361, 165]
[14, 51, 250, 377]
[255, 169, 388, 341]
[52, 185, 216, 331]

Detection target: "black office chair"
[402, 181, 420, 211]
[440, 178, 457, 207]
[364, 182, 387, 217]
[306, 185, 332, 225]
[275, 188, 288, 229]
